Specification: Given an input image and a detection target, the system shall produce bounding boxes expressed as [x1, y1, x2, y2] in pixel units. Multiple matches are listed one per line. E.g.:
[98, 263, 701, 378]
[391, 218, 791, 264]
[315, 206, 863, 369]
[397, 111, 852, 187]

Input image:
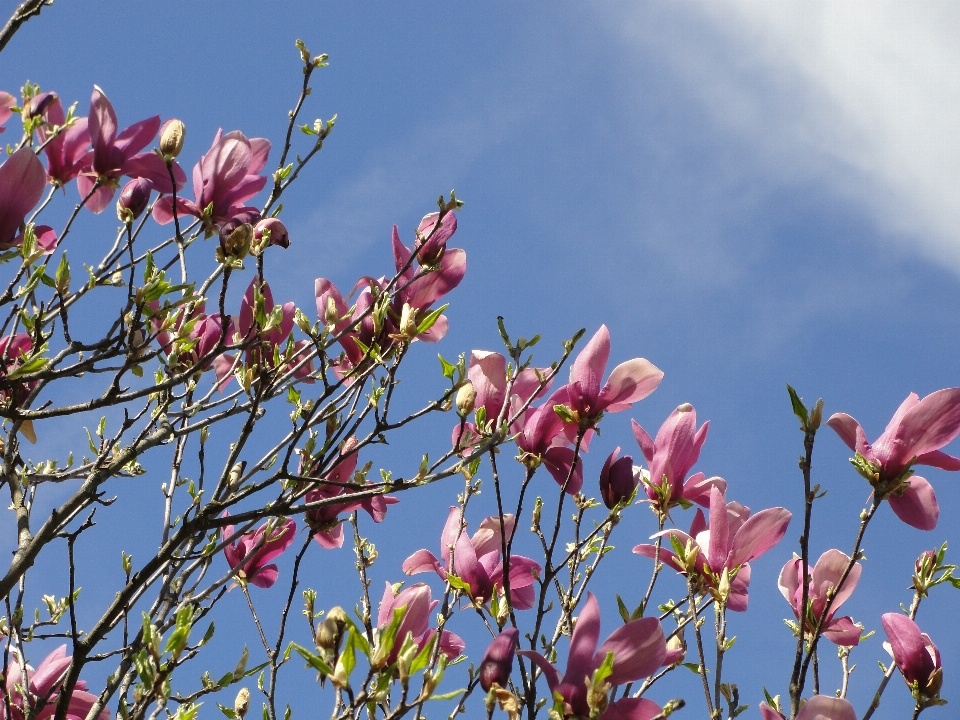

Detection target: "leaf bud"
[117, 178, 152, 224]
[316, 606, 348, 653]
[159, 119, 186, 160]
[233, 688, 250, 719]
[808, 399, 824, 431]
[455, 381, 476, 417]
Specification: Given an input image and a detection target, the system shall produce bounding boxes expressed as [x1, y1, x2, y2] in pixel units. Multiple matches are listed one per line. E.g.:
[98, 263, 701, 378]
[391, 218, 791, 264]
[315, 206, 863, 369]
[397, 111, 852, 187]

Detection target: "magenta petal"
[823, 616, 861, 646]
[916, 448, 960, 471]
[759, 703, 785, 720]
[248, 564, 279, 589]
[596, 616, 666, 684]
[123, 152, 186, 192]
[683, 474, 726, 507]
[510, 584, 536, 610]
[888, 388, 960, 468]
[569, 325, 610, 402]
[0, 147, 48, 244]
[811, 549, 860, 613]
[795, 696, 857, 720]
[707, 486, 730, 571]
[503, 555, 541, 590]
[633, 543, 685, 574]
[469, 350, 507, 421]
[602, 698, 663, 720]
[888, 476, 939, 530]
[631, 419, 655, 462]
[599, 358, 663, 412]
[542, 445, 583, 494]
[517, 650, 561, 694]
[565, 593, 602, 685]
[826, 413, 862, 452]
[88, 87, 118, 172]
[726, 563, 751, 612]
[402, 549, 445, 577]
[728, 507, 792, 567]
[113, 115, 160, 156]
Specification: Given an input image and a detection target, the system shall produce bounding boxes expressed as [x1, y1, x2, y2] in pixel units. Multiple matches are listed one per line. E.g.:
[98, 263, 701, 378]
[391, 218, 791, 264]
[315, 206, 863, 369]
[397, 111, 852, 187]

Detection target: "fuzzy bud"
[218, 222, 253, 263]
[317, 606, 348, 653]
[479, 628, 519, 692]
[455, 382, 476, 417]
[117, 178, 152, 224]
[808, 399, 824, 431]
[398, 303, 417, 340]
[159, 119, 185, 160]
[233, 688, 250, 719]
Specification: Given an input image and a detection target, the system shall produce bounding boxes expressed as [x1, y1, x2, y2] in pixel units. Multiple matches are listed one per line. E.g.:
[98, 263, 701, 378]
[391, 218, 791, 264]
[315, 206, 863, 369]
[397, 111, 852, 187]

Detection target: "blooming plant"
[0, 12, 959, 720]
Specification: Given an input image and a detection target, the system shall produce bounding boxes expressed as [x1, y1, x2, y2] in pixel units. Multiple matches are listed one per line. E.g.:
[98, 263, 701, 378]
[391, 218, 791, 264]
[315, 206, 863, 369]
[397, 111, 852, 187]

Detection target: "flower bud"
[253, 217, 290, 251]
[398, 303, 417, 340]
[159, 119, 185, 160]
[233, 688, 250, 719]
[478, 628, 519, 692]
[455, 382, 476, 417]
[598, 448, 637, 509]
[25, 92, 56, 119]
[317, 606, 348, 653]
[117, 178, 152, 224]
[414, 211, 456, 266]
[323, 296, 340, 327]
[665, 633, 686, 666]
[808, 398, 824, 431]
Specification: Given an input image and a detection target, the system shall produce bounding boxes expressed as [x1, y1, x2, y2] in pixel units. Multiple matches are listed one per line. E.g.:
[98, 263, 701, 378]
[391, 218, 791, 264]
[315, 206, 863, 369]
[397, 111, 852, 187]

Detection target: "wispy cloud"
[603, 2, 960, 273]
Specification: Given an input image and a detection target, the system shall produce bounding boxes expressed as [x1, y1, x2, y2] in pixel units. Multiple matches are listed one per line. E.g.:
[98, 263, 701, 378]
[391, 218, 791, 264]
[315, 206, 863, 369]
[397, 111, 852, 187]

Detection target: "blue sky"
[4, 2, 960, 717]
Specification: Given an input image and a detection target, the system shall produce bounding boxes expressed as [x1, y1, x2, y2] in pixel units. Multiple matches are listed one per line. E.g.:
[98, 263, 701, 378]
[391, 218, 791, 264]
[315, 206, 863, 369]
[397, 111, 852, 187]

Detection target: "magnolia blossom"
[554, 325, 662, 427]
[882, 613, 943, 705]
[634, 486, 791, 611]
[0, 645, 109, 720]
[0, 148, 55, 253]
[221, 515, 296, 589]
[632, 403, 725, 512]
[518, 593, 666, 720]
[779, 549, 862, 646]
[0, 334, 38, 407]
[453, 349, 553, 449]
[214, 279, 312, 389]
[37, 95, 91, 186]
[153, 129, 270, 230]
[413, 211, 457, 265]
[77, 87, 185, 214]
[402, 508, 541, 609]
[377, 582, 464, 665]
[759, 696, 857, 720]
[513, 388, 585, 494]
[828, 389, 960, 530]
[304, 438, 397, 549]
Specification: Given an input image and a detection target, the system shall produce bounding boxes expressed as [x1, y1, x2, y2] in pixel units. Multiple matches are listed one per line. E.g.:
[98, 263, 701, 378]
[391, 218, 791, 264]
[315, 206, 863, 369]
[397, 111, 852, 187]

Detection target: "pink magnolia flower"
[452, 349, 553, 450]
[0, 91, 15, 132]
[77, 87, 186, 214]
[632, 403, 725, 512]
[599, 447, 638, 509]
[412, 211, 457, 265]
[0, 147, 52, 252]
[153, 129, 269, 231]
[303, 438, 398, 549]
[0, 645, 109, 720]
[479, 628, 519, 692]
[779, 549, 862, 646]
[377, 582, 465, 665]
[827, 389, 960, 530]
[222, 514, 296, 589]
[518, 593, 666, 720]
[215, 279, 312, 389]
[151, 302, 225, 375]
[882, 613, 943, 704]
[37, 95, 90, 186]
[555, 325, 662, 427]
[391, 215, 466, 342]
[513, 388, 586, 494]
[759, 696, 856, 720]
[634, 486, 791, 611]
[402, 507, 542, 609]
[0, 334, 38, 407]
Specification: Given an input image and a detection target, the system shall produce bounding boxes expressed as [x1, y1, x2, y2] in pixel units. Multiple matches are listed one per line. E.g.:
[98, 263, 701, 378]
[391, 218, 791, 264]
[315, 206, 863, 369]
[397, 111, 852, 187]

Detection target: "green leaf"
[416, 303, 448, 335]
[428, 689, 466, 701]
[287, 642, 333, 675]
[438, 353, 456, 380]
[786, 384, 808, 425]
[216, 706, 236, 719]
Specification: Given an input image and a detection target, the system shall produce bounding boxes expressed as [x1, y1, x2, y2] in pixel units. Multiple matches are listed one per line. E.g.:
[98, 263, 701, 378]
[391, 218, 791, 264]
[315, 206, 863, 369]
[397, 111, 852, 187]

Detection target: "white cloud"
[605, 2, 960, 273]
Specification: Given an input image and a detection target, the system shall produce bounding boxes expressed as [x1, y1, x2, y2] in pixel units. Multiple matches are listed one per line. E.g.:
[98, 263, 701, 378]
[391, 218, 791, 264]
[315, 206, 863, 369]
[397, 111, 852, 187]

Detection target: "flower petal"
[596, 616, 666, 684]
[887, 475, 939, 530]
[728, 507, 792, 568]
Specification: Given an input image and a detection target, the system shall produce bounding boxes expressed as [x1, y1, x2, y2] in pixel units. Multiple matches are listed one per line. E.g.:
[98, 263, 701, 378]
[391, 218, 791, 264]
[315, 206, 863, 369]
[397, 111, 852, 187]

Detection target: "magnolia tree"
[0, 18, 958, 720]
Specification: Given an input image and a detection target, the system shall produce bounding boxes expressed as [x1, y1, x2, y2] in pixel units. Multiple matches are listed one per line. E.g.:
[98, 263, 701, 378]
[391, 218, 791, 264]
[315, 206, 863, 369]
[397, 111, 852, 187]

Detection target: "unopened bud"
[479, 628, 519, 692]
[398, 303, 417, 340]
[455, 382, 476, 417]
[324, 296, 340, 327]
[316, 606, 348, 652]
[227, 461, 247, 493]
[717, 568, 731, 604]
[233, 688, 250, 719]
[117, 178, 152, 224]
[808, 399, 824, 431]
[665, 634, 686, 666]
[159, 119, 185, 160]
[252, 217, 290, 253]
[598, 448, 638, 509]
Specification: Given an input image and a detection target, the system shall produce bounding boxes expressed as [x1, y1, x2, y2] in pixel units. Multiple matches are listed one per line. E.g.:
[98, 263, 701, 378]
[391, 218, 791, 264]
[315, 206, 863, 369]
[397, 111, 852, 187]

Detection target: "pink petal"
[599, 358, 664, 412]
[633, 543, 685, 574]
[113, 115, 160, 156]
[826, 413, 863, 452]
[402, 549, 445, 577]
[471, 513, 514, 557]
[795, 695, 857, 720]
[887, 475, 939, 530]
[881, 613, 935, 686]
[151, 195, 201, 225]
[887, 388, 960, 469]
[916, 448, 960, 471]
[601, 698, 663, 720]
[468, 350, 507, 421]
[0, 147, 47, 244]
[759, 703, 785, 720]
[569, 325, 610, 403]
[823, 616, 861, 646]
[596, 616, 666, 684]
[248, 564, 279, 589]
[630, 419, 655, 462]
[728, 507, 792, 568]
[565, 593, 602, 686]
[516, 650, 560, 693]
[707, 486, 730, 571]
[811, 549, 860, 613]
